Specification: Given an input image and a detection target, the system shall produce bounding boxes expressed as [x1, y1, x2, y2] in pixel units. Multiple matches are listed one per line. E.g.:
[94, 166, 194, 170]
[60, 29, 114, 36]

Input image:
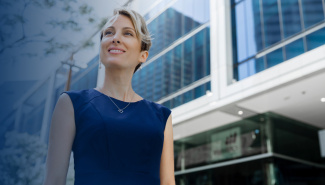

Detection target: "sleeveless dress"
[60, 88, 172, 185]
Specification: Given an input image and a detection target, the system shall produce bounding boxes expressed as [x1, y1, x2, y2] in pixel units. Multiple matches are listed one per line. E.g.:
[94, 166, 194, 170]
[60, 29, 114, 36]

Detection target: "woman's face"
[100, 14, 148, 71]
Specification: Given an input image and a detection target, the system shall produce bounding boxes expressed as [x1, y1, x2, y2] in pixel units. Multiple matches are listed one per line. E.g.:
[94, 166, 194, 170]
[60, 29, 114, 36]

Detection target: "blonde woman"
[43, 8, 175, 185]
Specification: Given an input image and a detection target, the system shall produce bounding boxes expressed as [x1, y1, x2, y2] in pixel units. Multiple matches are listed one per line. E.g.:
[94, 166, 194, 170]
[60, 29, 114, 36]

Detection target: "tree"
[0, 131, 47, 185]
[0, 0, 102, 61]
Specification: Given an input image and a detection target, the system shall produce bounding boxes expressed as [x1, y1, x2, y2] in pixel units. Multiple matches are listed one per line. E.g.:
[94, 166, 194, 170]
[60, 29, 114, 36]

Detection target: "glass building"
[231, 0, 325, 81]
[132, 0, 211, 109]
[132, 0, 325, 184]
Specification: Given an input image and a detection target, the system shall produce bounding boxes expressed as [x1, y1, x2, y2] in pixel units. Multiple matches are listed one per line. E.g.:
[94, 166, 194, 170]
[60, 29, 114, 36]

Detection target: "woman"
[43, 8, 175, 185]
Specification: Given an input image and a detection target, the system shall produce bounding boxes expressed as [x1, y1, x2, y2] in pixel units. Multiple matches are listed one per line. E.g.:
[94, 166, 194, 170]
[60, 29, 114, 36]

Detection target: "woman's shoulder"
[145, 99, 172, 116]
[59, 88, 94, 110]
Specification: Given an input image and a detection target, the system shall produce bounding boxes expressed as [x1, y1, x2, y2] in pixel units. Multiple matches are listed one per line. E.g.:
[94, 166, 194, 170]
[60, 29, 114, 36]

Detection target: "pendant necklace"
[104, 88, 135, 113]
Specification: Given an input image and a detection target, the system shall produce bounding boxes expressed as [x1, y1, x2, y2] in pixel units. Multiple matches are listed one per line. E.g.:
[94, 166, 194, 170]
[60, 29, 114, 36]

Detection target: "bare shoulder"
[56, 92, 74, 114]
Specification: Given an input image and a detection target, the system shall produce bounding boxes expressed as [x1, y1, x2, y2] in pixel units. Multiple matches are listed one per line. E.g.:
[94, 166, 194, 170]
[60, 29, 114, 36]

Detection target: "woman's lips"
[108, 47, 126, 54]
[108, 49, 125, 54]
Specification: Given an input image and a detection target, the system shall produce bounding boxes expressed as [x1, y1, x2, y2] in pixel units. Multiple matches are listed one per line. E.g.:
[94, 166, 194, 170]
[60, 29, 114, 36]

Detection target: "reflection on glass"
[153, 58, 163, 102]
[172, 45, 182, 93]
[301, 0, 325, 29]
[281, 0, 301, 38]
[133, 28, 210, 104]
[183, 38, 193, 87]
[147, 0, 210, 60]
[194, 30, 204, 81]
[163, 81, 211, 109]
[262, 0, 281, 47]
[306, 27, 325, 51]
[163, 51, 172, 97]
[232, 0, 325, 81]
[255, 57, 265, 73]
[174, 113, 325, 184]
[266, 48, 283, 68]
[285, 38, 304, 60]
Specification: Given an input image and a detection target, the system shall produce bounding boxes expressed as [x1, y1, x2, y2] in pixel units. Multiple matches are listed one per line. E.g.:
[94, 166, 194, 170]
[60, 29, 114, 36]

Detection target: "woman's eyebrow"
[123, 27, 135, 31]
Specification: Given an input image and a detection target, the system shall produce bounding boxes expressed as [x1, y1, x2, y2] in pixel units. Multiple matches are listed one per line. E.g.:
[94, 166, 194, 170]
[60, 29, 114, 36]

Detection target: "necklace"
[103, 88, 135, 113]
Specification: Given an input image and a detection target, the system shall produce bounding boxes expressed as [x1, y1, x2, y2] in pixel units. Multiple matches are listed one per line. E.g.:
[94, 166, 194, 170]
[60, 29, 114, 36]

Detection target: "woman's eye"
[104, 31, 113, 35]
[125, 32, 133, 36]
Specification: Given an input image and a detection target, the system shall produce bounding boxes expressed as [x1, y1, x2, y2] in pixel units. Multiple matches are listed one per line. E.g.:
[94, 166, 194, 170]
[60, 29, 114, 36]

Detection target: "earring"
[99, 60, 102, 69]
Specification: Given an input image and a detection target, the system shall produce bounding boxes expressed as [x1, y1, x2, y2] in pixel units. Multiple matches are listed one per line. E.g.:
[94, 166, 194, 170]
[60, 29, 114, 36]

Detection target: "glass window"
[194, 30, 204, 81]
[146, 63, 155, 101]
[163, 51, 172, 97]
[234, 1, 248, 62]
[146, 0, 210, 60]
[172, 45, 182, 92]
[246, 0, 263, 56]
[285, 38, 304, 60]
[281, 0, 302, 38]
[172, 95, 183, 108]
[183, 90, 193, 104]
[262, 0, 282, 47]
[194, 84, 205, 98]
[153, 58, 163, 102]
[266, 48, 283, 68]
[238, 62, 249, 80]
[255, 57, 265, 73]
[301, 0, 325, 29]
[306, 27, 325, 51]
[205, 27, 211, 76]
[183, 37, 194, 87]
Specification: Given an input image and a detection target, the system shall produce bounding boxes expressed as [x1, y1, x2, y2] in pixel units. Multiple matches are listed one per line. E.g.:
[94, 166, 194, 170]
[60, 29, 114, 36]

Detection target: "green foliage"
[0, 131, 47, 185]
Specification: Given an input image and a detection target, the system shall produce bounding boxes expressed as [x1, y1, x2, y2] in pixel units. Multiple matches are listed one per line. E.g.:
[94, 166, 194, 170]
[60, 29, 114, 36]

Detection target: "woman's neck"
[100, 67, 135, 102]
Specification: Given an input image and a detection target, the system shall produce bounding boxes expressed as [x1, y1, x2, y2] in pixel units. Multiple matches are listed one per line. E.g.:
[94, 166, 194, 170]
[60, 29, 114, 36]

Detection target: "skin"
[43, 14, 175, 185]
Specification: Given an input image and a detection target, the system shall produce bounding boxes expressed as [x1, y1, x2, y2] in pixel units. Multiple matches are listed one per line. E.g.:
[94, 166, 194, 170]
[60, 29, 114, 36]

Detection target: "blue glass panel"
[285, 39, 304, 60]
[206, 82, 211, 91]
[194, 84, 205, 98]
[281, 0, 302, 38]
[194, 30, 204, 81]
[153, 58, 163, 101]
[247, 59, 256, 76]
[183, 38, 194, 86]
[245, 0, 263, 55]
[262, 0, 282, 47]
[147, 63, 155, 101]
[255, 57, 265, 73]
[183, 90, 193, 104]
[205, 27, 211, 76]
[306, 27, 325, 51]
[147, 0, 210, 60]
[238, 62, 249, 80]
[301, 0, 324, 29]
[235, 1, 248, 62]
[141, 67, 148, 98]
[172, 95, 182, 108]
[163, 51, 172, 96]
[172, 45, 182, 92]
[162, 100, 171, 109]
[266, 48, 283, 68]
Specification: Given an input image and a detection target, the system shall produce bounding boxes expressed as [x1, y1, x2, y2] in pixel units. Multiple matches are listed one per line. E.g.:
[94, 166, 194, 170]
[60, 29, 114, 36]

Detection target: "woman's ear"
[139, 50, 149, 63]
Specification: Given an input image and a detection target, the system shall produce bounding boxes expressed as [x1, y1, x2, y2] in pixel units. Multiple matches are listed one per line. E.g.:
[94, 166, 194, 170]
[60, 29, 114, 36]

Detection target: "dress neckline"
[91, 88, 145, 104]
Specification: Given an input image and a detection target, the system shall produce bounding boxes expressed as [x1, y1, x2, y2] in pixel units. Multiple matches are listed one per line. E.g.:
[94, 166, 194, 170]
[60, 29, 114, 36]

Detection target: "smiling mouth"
[108, 49, 125, 54]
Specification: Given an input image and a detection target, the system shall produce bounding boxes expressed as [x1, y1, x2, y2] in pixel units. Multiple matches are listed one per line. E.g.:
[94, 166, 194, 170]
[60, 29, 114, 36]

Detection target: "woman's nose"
[112, 33, 121, 44]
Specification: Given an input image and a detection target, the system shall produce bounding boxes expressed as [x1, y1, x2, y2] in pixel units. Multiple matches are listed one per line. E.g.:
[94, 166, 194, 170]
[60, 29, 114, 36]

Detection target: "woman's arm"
[43, 93, 76, 185]
[160, 114, 176, 185]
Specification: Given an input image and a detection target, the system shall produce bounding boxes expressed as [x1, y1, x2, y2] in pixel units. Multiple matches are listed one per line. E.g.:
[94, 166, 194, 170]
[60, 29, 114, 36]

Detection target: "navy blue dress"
[60, 88, 172, 185]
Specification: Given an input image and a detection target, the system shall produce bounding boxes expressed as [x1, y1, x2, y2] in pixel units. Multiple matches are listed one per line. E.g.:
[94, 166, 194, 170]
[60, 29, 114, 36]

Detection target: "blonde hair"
[100, 8, 152, 73]
[101, 8, 152, 49]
